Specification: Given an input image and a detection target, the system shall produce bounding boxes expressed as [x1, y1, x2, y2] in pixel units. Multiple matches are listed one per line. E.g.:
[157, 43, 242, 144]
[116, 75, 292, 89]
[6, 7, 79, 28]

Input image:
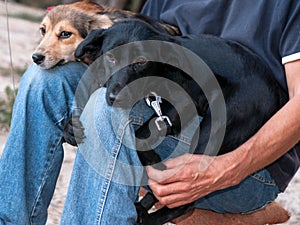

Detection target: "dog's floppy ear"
[75, 29, 106, 62]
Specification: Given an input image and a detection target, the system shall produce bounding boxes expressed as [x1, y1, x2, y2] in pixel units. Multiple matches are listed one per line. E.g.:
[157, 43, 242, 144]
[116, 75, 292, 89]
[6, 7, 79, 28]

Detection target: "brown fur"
[33, 0, 178, 69]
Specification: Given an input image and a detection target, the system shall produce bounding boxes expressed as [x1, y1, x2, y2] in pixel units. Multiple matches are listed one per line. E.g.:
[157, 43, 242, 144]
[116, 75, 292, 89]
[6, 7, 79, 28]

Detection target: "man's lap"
[71, 88, 280, 218]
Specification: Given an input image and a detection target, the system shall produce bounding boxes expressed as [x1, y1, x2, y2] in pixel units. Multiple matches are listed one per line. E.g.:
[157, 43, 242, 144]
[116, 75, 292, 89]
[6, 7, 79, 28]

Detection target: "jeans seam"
[129, 117, 144, 127]
[54, 112, 69, 132]
[29, 131, 62, 224]
[94, 114, 189, 224]
[96, 118, 141, 225]
[168, 135, 191, 146]
[251, 172, 276, 186]
[131, 115, 191, 145]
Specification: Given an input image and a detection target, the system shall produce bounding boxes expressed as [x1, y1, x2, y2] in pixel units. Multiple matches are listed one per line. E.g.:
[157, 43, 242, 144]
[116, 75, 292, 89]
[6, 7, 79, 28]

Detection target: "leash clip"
[145, 92, 172, 131]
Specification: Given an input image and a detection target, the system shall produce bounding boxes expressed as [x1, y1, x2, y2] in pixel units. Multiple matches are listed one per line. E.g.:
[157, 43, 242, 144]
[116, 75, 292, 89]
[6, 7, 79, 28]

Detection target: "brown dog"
[32, 0, 178, 69]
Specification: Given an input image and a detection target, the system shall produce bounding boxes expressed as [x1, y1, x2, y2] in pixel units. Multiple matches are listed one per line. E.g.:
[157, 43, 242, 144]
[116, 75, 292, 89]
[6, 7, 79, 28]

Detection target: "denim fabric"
[61, 88, 199, 225]
[0, 63, 87, 225]
[0, 64, 279, 225]
[62, 88, 279, 225]
[194, 169, 279, 214]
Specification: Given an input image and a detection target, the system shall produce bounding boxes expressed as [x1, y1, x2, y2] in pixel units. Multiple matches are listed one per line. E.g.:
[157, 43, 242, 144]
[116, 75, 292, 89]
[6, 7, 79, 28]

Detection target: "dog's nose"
[108, 84, 122, 105]
[108, 92, 117, 105]
[32, 53, 45, 65]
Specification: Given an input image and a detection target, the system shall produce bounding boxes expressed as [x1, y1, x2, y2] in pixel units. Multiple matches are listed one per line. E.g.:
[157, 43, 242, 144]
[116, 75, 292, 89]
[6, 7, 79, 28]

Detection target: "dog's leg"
[134, 116, 197, 225]
[134, 116, 170, 224]
[135, 116, 170, 170]
[135, 193, 159, 225]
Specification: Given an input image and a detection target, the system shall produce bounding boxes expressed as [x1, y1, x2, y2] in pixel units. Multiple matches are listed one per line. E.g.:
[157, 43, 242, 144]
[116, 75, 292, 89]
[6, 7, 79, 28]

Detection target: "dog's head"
[32, 1, 114, 69]
[75, 20, 178, 107]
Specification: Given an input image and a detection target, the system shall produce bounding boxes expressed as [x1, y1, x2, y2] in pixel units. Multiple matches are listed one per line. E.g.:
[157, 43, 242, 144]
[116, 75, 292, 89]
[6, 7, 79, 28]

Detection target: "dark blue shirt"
[142, 0, 300, 192]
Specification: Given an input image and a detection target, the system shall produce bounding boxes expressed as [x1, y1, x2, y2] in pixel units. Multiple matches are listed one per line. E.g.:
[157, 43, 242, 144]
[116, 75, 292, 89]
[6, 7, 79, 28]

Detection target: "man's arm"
[238, 60, 300, 176]
[147, 60, 300, 208]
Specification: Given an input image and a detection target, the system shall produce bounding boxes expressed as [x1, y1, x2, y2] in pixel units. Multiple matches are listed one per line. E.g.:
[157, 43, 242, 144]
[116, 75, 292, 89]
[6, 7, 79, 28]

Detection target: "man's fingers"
[164, 154, 194, 168]
[148, 182, 197, 207]
[146, 166, 181, 184]
[148, 179, 191, 196]
[146, 154, 198, 183]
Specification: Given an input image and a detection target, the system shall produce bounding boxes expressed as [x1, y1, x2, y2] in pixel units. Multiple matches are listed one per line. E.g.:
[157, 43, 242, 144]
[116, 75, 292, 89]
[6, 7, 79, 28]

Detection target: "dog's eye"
[105, 53, 117, 64]
[40, 27, 46, 36]
[59, 31, 72, 39]
[135, 56, 148, 65]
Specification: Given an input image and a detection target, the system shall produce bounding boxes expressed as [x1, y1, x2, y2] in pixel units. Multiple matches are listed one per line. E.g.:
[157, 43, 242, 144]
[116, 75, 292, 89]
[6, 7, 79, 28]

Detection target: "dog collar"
[46, 6, 56, 14]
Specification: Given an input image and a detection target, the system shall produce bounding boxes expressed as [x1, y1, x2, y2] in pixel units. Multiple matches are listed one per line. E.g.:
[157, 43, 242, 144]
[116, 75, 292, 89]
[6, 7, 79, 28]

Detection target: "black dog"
[75, 20, 288, 224]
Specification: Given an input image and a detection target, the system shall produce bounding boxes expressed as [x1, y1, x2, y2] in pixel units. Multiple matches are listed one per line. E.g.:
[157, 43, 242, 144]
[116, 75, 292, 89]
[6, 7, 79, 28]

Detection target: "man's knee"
[20, 62, 87, 92]
[14, 62, 88, 127]
[194, 169, 279, 214]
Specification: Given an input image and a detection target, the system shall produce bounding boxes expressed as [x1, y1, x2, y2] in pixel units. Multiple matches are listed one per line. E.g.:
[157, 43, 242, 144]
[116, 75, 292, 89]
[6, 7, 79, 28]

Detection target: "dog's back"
[76, 20, 288, 155]
[75, 19, 289, 225]
[176, 34, 288, 153]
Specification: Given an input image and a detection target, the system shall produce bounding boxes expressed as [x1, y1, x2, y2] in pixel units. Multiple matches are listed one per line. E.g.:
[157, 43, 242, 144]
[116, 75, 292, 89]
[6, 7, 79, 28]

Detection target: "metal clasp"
[145, 92, 172, 131]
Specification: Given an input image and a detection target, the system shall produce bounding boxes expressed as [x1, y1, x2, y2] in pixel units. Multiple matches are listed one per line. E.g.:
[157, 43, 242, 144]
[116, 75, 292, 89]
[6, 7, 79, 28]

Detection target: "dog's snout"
[108, 92, 117, 105]
[32, 53, 45, 65]
[108, 84, 122, 105]
[74, 45, 85, 59]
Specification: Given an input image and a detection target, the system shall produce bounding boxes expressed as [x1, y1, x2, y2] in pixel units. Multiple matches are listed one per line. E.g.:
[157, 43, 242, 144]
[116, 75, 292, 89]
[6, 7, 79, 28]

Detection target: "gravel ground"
[0, 1, 299, 224]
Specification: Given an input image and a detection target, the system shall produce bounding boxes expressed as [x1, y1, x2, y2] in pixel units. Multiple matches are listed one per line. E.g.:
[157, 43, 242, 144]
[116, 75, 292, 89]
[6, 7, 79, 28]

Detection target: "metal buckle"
[145, 92, 172, 131]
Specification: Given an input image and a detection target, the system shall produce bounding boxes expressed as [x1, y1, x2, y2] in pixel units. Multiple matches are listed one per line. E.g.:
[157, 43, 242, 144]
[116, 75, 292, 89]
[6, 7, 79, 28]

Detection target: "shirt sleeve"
[280, 1, 300, 64]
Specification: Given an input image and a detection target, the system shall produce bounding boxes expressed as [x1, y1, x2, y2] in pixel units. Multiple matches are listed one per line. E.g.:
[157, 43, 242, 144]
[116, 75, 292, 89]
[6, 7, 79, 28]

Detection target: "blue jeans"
[0, 62, 89, 225]
[0, 63, 279, 225]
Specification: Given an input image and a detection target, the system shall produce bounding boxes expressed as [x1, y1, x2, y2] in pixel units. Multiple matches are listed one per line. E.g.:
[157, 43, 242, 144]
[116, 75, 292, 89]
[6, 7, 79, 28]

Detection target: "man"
[0, 0, 299, 224]
[62, 1, 300, 224]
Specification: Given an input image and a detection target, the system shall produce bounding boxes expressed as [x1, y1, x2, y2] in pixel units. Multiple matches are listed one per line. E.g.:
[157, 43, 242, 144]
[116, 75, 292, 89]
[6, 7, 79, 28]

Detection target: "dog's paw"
[63, 110, 85, 146]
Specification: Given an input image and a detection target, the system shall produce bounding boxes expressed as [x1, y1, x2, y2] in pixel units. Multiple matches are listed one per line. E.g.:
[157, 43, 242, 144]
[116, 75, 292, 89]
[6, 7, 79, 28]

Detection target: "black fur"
[75, 20, 288, 224]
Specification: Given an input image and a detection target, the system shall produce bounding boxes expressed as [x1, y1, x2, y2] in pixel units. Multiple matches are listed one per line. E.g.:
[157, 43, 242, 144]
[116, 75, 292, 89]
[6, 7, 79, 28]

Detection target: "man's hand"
[146, 153, 243, 208]
[145, 60, 300, 209]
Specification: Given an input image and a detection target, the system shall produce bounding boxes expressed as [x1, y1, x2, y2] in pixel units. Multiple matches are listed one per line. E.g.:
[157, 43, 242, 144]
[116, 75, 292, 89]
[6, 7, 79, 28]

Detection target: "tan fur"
[33, 1, 178, 69]
[33, 1, 117, 69]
